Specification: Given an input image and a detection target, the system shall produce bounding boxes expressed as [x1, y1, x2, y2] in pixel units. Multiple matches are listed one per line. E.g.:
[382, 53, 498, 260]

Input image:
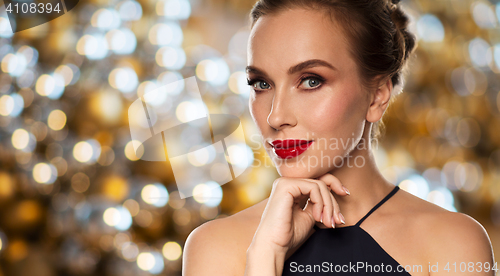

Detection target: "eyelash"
[246, 75, 325, 93]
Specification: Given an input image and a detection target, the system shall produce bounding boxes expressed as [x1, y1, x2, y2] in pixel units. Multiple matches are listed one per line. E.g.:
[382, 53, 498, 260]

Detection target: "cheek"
[307, 94, 356, 131]
[249, 95, 271, 130]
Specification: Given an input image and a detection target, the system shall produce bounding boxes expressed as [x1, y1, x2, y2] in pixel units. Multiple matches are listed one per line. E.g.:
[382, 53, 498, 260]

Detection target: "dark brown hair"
[249, 0, 417, 144]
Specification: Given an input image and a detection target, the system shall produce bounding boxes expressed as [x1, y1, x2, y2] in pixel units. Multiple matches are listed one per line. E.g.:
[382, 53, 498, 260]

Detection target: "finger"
[306, 177, 346, 227]
[329, 191, 345, 226]
[315, 182, 340, 228]
[303, 179, 334, 228]
[290, 181, 324, 223]
[318, 173, 350, 196]
[318, 175, 347, 226]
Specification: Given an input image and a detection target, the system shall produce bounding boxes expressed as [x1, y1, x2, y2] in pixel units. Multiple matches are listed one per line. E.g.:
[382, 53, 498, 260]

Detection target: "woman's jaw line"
[271, 139, 380, 182]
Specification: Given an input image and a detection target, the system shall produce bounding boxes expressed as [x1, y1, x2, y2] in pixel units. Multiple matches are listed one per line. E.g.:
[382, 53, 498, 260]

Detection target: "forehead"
[247, 8, 355, 72]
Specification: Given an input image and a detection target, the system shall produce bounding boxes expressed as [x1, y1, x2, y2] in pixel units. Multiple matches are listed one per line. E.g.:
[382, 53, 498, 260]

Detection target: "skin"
[183, 7, 495, 276]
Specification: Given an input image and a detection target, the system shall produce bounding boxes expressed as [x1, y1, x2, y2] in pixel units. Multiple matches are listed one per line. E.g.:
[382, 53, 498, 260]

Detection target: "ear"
[366, 77, 392, 123]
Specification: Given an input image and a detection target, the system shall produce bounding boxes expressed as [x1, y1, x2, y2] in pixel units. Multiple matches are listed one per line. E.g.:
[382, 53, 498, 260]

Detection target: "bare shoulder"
[182, 199, 267, 276]
[392, 188, 495, 272]
[182, 217, 236, 276]
[425, 209, 495, 265]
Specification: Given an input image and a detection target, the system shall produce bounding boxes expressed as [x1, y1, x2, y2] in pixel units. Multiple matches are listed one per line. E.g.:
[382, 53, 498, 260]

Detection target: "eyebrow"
[246, 59, 337, 76]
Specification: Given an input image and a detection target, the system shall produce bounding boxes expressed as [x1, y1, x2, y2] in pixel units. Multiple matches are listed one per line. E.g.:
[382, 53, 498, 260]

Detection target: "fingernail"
[339, 213, 346, 224]
[331, 216, 335, 228]
[320, 212, 323, 223]
[343, 186, 350, 195]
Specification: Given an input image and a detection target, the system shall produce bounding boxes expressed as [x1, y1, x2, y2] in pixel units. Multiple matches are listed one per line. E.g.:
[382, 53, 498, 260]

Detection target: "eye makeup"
[247, 73, 326, 93]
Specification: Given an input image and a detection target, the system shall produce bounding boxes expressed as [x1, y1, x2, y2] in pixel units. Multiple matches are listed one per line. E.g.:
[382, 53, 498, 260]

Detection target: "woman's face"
[247, 8, 374, 178]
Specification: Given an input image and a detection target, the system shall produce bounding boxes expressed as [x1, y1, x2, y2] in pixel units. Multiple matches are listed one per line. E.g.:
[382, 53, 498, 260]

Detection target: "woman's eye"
[248, 79, 271, 90]
[301, 77, 322, 89]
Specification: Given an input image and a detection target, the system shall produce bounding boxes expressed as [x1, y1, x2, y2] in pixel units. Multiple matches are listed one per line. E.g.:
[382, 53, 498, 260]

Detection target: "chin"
[277, 168, 316, 178]
[271, 150, 346, 179]
[275, 161, 326, 179]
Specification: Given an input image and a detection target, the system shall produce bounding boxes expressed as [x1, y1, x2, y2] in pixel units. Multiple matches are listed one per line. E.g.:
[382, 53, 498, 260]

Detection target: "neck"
[325, 136, 395, 226]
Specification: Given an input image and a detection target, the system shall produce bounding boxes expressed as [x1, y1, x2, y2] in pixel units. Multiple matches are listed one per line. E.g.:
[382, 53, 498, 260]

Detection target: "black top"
[283, 185, 411, 275]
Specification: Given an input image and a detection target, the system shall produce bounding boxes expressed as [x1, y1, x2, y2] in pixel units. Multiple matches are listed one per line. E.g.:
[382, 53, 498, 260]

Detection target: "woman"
[183, 0, 496, 275]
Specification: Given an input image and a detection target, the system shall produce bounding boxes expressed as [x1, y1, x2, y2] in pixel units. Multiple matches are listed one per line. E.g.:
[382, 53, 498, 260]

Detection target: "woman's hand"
[250, 173, 350, 255]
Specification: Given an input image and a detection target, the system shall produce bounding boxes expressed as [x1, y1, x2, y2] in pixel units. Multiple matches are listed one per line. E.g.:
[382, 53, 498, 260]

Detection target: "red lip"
[271, 139, 314, 159]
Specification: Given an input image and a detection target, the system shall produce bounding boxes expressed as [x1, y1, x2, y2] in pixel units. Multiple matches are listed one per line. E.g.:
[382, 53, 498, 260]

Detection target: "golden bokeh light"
[124, 140, 143, 161]
[141, 184, 159, 205]
[0, 172, 14, 198]
[11, 128, 29, 150]
[47, 109, 67, 131]
[162, 241, 182, 261]
[172, 208, 190, 226]
[32, 162, 55, 184]
[55, 65, 74, 86]
[89, 90, 123, 124]
[102, 175, 129, 202]
[123, 199, 140, 217]
[136, 252, 155, 271]
[97, 146, 115, 166]
[73, 141, 93, 163]
[71, 172, 90, 193]
[35, 74, 54, 96]
[168, 191, 186, 209]
[6, 239, 28, 262]
[103, 207, 120, 227]
[15, 200, 42, 224]
[0, 95, 14, 116]
[50, 156, 68, 176]
[135, 209, 153, 227]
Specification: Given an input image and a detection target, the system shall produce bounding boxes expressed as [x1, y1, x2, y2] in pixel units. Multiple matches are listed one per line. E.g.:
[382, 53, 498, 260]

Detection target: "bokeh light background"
[0, 0, 499, 275]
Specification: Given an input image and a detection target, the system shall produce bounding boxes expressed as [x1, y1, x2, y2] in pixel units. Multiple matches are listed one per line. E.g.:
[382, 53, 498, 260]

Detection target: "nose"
[267, 86, 297, 131]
